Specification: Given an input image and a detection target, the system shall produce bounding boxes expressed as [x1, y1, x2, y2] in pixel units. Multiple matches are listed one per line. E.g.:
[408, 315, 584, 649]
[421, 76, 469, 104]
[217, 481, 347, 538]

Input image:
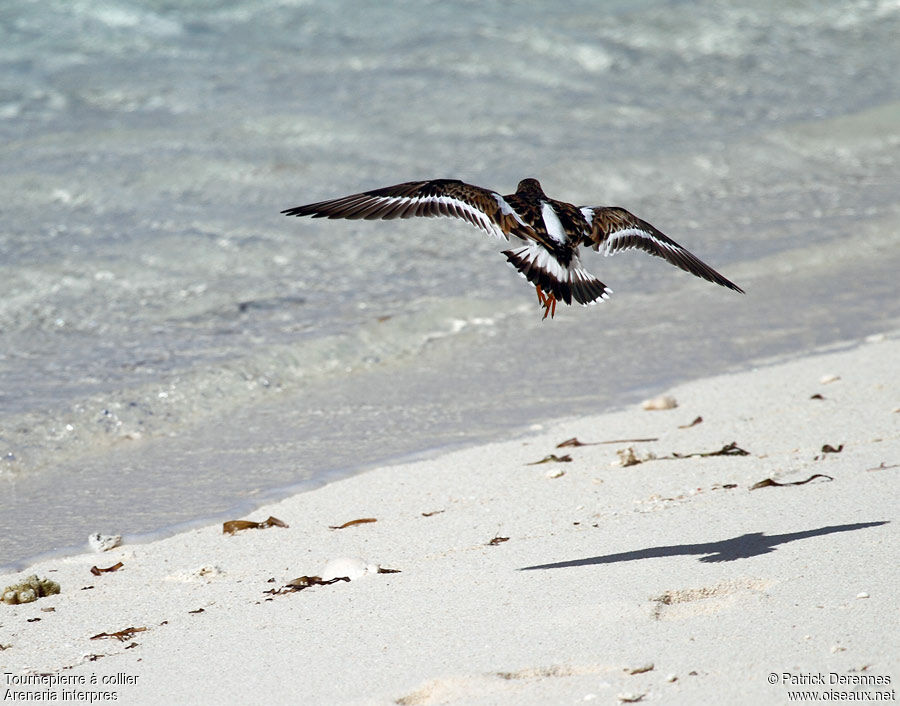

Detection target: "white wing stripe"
[540, 201, 567, 245]
[603, 227, 682, 257]
[349, 193, 508, 239]
[494, 193, 528, 227]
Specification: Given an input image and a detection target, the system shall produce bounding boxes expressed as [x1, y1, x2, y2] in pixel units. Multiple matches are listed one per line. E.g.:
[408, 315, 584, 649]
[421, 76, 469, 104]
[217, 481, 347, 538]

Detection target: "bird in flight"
[282, 178, 743, 319]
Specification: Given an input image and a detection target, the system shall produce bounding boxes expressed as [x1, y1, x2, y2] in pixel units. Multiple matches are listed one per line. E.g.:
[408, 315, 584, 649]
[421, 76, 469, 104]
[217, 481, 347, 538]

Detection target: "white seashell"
[320, 557, 380, 581]
[641, 394, 677, 410]
[88, 533, 122, 553]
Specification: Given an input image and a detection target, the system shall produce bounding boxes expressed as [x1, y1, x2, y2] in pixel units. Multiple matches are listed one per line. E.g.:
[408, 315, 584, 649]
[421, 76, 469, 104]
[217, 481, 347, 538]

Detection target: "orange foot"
[535, 285, 557, 320]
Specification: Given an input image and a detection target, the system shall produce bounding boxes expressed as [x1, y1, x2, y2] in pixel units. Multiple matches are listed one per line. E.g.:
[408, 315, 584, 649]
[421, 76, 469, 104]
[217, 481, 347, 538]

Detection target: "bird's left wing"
[580, 206, 744, 293]
[282, 179, 531, 241]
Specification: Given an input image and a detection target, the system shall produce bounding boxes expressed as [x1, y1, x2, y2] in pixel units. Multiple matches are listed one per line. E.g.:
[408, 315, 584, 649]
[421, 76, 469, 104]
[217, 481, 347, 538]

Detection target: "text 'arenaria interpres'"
[283, 178, 744, 319]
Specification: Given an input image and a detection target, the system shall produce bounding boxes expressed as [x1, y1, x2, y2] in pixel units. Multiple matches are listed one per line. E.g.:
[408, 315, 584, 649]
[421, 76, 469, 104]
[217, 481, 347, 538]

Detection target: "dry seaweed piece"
[557, 437, 589, 447]
[810, 393, 825, 400]
[678, 416, 703, 429]
[487, 535, 510, 546]
[627, 663, 655, 675]
[264, 575, 351, 595]
[188, 608, 205, 614]
[90, 626, 147, 642]
[557, 436, 659, 448]
[866, 462, 899, 472]
[2, 575, 61, 605]
[527, 454, 572, 465]
[821, 444, 843, 453]
[421, 510, 445, 517]
[671, 442, 749, 458]
[329, 517, 377, 530]
[222, 516, 288, 534]
[90, 562, 124, 576]
[750, 474, 834, 490]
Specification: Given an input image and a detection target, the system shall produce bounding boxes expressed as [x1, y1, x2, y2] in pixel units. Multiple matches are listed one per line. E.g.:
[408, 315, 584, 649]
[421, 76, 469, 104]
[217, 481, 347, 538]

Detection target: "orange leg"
[535, 285, 557, 320]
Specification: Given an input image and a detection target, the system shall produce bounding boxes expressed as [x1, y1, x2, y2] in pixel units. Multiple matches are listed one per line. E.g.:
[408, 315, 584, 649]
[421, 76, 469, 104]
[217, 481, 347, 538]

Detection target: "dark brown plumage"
[283, 177, 743, 318]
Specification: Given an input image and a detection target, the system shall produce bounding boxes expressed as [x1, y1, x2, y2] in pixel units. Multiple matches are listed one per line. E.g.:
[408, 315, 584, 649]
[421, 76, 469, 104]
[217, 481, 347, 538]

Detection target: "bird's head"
[515, 178, 545, 196]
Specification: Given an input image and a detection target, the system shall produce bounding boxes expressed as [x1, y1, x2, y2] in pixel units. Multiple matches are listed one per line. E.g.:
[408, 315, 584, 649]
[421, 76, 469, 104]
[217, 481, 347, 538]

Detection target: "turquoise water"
[2, 0, 899, 568]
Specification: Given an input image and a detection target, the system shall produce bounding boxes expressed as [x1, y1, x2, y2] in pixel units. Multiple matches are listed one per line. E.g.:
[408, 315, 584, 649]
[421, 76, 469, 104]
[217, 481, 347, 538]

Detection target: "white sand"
[2, 335, 898, 705]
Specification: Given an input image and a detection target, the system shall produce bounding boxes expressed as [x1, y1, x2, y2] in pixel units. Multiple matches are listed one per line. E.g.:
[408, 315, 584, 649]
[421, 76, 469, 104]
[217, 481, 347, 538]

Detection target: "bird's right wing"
[282, 179, 532, 241]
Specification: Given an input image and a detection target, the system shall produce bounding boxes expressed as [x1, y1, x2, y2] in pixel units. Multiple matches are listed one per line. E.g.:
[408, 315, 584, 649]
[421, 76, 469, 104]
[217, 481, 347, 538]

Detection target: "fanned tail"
[503, 243, 612, 306]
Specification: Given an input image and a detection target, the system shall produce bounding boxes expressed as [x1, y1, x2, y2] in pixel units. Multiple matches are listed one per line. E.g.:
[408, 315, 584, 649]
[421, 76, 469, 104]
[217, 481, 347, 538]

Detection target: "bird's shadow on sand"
[520, 521, 889, 570]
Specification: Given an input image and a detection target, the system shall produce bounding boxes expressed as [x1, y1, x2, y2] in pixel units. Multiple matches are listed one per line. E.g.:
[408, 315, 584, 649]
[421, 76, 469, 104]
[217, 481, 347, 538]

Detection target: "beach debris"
[265, 558, 399, 596]
[678, 416, 703, 429]
[328, 517, 377, 530]
[614, 446, 656, 467]
[810, 393, 825, 400]
[627, 663, 654, 675]
[487, 535, 510, 546]
[266, 576, 350, 595]
[88, 533, 122, 553]
[421, 509, 445, 517]
[188, 608, 205, 614]
[90, 562, 123, 576]
[856, 592, 870, 599]
[670, 442, 749, 458]
[616, 693, 646, 703]
[642, 394, 677, 411]
[614, 441, 749, 468]
[545, 467, 566, 479]
[821, 444, 844, 453]
[666, 673, 678, 682]
[2, 575, 61, 605]
[222, 515, 288, 534]
[819, 373, 841, 384]
[527, 454, 572, 465]
[557, 436, 659, 447]
[90, 627, 147, 642]
[557, 437, 589, 447]
[191, 565, 223, 580]
[750, 473, 834, 490]
[866, 461, 899, 471]
[321, 557, 398, 581]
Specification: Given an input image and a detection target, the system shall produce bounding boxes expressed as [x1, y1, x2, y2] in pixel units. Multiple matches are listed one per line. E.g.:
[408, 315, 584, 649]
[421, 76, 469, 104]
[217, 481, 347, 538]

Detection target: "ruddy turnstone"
[282, 178, 743, 319]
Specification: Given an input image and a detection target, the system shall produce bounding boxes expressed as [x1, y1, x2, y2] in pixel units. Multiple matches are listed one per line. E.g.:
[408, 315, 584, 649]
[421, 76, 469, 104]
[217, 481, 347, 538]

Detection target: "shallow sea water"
[2, 0, 899, 568]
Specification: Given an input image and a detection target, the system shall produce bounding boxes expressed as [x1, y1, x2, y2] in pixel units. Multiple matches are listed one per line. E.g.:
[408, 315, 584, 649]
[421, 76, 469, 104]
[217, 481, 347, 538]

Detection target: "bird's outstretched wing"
[580, 206, 744, 293]
[282, 179, 531, 241]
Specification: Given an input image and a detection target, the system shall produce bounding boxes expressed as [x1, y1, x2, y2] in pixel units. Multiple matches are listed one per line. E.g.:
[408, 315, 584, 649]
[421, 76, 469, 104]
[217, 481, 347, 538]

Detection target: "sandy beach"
[2, 333, 897, 705]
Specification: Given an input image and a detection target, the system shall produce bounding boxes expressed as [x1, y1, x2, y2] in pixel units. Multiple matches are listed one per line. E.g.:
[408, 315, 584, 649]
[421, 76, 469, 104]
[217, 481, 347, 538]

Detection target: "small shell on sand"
[613, 446, 656, 467]
[819, 373, 840, 384]
[320, 557, 381, 582]
[88, 533, 122, 553]
[545, 467, 566, 479]
[641, 394, 677, 411]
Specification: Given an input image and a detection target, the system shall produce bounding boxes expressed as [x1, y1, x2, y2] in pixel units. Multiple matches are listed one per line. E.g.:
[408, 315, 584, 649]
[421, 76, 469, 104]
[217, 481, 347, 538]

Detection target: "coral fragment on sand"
[2, 575, 60, 605]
